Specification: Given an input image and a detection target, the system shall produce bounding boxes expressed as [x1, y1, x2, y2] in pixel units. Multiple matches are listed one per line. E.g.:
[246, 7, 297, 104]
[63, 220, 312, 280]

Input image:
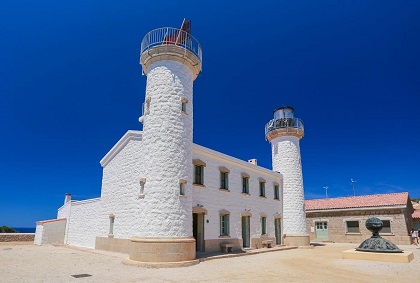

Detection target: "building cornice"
[100, 130, 143, 167]
[98, 130, 281, 180]
[36, 218, 66, 225]
[70, 198, 101, 206]
[192, 144, 282, 180]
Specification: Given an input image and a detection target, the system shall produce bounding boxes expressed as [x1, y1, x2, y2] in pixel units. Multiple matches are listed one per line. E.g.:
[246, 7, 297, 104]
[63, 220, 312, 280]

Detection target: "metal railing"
[265, 118, 304, 136]
[140, 27, 202, 64]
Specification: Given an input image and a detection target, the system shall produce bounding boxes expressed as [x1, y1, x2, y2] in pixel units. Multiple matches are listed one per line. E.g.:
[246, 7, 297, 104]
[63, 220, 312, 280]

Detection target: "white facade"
[55, 132, 284, 252]
[192, 144, 283, 245]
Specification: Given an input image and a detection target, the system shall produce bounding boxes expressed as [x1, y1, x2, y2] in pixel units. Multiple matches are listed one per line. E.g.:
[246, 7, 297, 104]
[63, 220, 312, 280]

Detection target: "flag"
[163, 19, 191, 45]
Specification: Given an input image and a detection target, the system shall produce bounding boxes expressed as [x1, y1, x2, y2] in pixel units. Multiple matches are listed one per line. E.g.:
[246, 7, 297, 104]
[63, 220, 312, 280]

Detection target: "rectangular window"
[381, 220, 391, 233]
[242, 177, 249, 194]
[220, 172, 229, 190]
[220, 214, 230, 236]
[346, 221, 360, 233]
[261, 217, 267, 235]
[194, 165, 204, 185]
[259, 182, 265, 197]
[274, 185, 279, 200]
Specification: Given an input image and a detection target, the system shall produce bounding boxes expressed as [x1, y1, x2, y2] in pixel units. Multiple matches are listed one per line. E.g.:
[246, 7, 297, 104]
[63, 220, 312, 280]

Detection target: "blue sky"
[1, 1, 419, 227]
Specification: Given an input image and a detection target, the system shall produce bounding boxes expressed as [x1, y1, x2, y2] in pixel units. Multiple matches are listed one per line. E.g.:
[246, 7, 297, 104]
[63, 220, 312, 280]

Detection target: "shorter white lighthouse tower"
[265, 106, 310, 247]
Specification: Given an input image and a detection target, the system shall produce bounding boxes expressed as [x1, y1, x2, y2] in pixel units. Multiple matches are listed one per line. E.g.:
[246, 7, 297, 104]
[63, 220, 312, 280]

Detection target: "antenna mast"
[351, 179, 356, 197]
[323, 186, 329, 199]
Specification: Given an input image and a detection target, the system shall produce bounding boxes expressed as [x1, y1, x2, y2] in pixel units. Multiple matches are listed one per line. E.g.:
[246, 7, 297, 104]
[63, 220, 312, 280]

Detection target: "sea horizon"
[11, 227, 36, 233]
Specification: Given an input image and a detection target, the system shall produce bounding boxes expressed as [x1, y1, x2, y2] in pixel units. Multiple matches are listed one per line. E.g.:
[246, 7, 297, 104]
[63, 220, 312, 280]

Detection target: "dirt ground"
[1, 242, 419, 282]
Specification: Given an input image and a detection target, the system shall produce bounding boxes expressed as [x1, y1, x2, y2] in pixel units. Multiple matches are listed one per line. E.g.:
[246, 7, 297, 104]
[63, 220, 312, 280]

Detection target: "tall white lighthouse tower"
[265, 107, 310, 247]
[129, 21, 202, 265]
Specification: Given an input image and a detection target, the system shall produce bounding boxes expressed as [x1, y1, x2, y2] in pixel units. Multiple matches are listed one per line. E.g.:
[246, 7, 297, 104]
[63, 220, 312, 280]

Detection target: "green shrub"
[0, 226, 17, 233]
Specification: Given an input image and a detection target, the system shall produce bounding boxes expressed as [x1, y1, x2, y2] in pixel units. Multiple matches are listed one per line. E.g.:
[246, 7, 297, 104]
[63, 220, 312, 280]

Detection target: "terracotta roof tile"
[412, 210, 420, 219]
[305, 192, 409, 211]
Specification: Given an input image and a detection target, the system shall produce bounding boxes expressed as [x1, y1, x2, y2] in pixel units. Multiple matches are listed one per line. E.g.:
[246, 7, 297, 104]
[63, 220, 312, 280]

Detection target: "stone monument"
[356, 217, 403, 253]
[342, 217, 414, 263]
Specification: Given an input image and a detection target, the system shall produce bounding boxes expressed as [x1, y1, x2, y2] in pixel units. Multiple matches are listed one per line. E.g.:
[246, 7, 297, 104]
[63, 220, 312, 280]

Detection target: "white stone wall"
[100, 136, 143, 239]
[34, 219, 67, 245]
[271, 136, 307, 235]
[57, 201, 71, 243]
[139, 60, 194, 237]
[66, 198, 104, 248]
[192, 145, 282, 241]
[34, 224, 43, 245]
[57, 202, 71, 219]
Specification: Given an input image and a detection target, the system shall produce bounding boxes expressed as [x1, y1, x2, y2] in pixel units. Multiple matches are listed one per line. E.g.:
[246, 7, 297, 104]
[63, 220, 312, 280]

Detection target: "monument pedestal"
[342, 217, 414, 263]
[342, 249, 414, 263]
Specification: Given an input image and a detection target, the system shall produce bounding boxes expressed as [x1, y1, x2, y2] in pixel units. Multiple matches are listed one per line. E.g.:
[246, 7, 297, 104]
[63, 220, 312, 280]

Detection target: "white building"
[35, 23, 309, 265]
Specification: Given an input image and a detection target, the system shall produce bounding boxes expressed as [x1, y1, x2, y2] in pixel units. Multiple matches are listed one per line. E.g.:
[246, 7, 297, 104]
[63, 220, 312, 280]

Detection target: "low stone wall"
[0, 233, 35, 242]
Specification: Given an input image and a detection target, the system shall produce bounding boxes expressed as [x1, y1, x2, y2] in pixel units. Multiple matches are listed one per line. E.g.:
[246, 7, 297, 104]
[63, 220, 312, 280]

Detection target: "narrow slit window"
[109, 214, 115, 237]
[181, 98, 188, 113]
[139, 178, 146, 197]
[179, 181, 186, 196]
[144, 97, 151, 115]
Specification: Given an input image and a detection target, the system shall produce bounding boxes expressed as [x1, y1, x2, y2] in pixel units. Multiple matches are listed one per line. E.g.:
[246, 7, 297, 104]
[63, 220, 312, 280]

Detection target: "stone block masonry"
[140, 60, 194, 238]
[271, 136, 307, 238]
[307, 209, 412, 245]
[0, 233, 34, 242]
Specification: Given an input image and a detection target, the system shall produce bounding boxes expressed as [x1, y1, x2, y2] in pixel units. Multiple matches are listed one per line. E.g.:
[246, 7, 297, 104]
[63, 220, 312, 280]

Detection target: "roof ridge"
[306, 192, 408, 202]
[305, 192, 409, 211]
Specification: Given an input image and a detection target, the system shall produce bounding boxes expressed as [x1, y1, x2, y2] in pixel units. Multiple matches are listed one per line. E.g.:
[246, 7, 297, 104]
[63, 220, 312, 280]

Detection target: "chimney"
[64, 193, 72, 204]
[248, 159, 257, 165]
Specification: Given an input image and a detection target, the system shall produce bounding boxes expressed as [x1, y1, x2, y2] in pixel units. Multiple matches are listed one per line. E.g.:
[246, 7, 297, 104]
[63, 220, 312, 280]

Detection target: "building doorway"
[193, 213, 205, 252]
[241, 216, 250, 248]
[274, 218, 281, 245]
[315, 221, 328, 240]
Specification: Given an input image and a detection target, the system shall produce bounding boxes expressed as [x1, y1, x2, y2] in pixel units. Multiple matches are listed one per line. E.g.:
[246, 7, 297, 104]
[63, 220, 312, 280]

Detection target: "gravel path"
[1, 242, 419, 282]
